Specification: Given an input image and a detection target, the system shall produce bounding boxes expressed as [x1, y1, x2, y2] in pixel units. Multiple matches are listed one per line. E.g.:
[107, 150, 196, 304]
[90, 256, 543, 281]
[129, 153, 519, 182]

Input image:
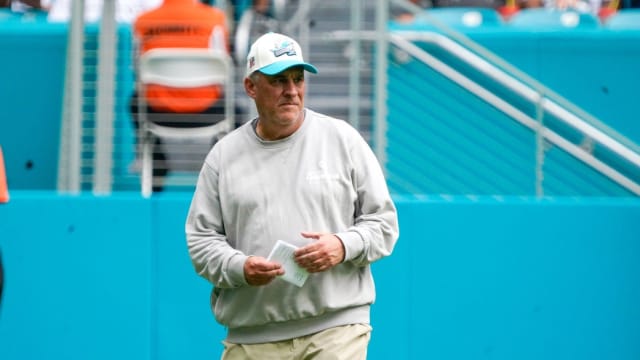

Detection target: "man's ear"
[244, 77, 256, 99]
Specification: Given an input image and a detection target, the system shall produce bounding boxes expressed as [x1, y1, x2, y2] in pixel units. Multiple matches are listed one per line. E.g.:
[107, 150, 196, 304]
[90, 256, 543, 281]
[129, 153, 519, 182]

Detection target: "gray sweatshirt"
[186, 109, 399, 344]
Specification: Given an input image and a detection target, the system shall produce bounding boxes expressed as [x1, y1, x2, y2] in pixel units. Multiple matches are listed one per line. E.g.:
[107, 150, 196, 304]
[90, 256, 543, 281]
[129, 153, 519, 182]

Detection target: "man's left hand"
[294, 232, 345, 273]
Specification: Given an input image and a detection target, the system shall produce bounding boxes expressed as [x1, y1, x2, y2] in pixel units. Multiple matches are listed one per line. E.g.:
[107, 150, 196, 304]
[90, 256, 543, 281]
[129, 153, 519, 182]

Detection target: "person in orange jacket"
[129, 0, 232, 192]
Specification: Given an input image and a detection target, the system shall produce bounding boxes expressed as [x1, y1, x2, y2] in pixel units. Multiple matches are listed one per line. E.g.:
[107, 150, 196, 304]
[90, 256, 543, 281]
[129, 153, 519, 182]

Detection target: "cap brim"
[258, 60, 318, 75]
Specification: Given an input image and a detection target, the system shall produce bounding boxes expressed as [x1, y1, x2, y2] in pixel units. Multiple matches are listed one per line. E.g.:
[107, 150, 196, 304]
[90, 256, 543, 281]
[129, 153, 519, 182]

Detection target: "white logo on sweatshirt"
[306, 160, 338, 181]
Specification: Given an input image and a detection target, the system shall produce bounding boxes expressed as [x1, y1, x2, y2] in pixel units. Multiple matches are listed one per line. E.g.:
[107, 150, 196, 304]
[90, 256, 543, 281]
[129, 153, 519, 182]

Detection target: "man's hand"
[294, 232, 345, 273]
[243, 256, 284, 286]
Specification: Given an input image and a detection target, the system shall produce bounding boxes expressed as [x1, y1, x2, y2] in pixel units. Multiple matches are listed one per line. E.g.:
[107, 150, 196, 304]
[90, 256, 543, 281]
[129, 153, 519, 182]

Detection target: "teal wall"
[1, 192, 639, 359]
[0, 19, 135, 192]
[0, 21, 68, 190]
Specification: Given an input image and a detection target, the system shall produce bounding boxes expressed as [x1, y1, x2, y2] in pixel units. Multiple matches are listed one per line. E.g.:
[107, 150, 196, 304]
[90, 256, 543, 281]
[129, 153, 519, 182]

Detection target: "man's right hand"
[243, 256, 285, 286]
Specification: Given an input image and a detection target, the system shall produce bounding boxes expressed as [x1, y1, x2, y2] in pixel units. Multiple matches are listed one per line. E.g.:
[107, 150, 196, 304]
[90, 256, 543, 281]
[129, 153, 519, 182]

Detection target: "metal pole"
[93, 0, 117, 194]
[535, 92, 545, 197]
[58, 0, 85, 194]
[374, 0, 389, 172]
[349, 0, 362, 130]
[299, 0, 310, 83]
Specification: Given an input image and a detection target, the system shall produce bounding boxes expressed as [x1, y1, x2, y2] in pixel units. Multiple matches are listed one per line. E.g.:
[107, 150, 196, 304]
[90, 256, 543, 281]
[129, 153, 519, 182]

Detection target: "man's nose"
[282, 79, 299, 94]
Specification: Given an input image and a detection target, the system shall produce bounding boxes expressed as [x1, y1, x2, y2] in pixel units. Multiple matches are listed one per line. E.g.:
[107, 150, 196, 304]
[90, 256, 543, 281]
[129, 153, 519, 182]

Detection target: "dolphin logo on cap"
[271, 41, 297, 58]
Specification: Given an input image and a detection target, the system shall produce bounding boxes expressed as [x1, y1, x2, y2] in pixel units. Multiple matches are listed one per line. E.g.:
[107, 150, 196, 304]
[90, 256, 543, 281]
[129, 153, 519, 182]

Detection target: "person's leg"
[128, 91, 143, 157]
[302, 324, 371, 360]
[129, 95, 236, 191]
[151, 137, 167, 192]
[220, 324, 371, 360]
[221, 339, 295, 360]
[129, 91, 167, 192]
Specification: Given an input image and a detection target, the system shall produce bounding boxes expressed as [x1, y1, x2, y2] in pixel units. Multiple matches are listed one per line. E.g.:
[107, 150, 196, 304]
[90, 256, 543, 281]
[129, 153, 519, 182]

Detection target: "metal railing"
[55, 0, 640, 197]
[388, 31, 640, 195]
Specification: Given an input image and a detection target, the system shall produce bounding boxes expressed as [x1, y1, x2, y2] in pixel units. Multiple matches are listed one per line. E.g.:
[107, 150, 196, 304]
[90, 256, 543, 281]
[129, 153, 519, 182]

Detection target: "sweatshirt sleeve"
[185, 155, 249, 289]
[335, 127, 400, 266]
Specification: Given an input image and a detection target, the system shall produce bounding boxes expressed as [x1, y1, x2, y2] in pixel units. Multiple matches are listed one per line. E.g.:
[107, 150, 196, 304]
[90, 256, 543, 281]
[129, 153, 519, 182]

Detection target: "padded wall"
[0, 18, 136, 191]
[1, 192, 639, 359]
[0, 21, 67, 190]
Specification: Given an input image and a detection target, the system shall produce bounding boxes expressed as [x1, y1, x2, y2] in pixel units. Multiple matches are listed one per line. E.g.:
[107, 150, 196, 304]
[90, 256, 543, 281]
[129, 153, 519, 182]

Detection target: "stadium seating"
[604, 8, 640, 29]
[507, 8, 601, 29]
[414, 7, 505, 29]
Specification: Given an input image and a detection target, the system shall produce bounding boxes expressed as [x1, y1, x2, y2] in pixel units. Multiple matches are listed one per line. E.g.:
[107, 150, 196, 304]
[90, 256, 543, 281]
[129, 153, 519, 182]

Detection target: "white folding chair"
[136, 48, 235, 197]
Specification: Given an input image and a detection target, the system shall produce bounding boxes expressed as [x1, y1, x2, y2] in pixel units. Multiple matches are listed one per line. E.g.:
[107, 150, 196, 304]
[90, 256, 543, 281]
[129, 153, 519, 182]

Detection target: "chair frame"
[136, 48, 235, 197]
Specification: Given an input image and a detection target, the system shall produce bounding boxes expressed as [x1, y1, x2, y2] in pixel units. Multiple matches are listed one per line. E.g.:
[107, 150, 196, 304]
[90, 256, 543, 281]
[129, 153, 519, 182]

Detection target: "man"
[0, 0, 50, 12]
[130, 0, 230, 191]
[131, 0, 229, 119]
[47, 0, 161, 23]
[186, 32, 399, 359]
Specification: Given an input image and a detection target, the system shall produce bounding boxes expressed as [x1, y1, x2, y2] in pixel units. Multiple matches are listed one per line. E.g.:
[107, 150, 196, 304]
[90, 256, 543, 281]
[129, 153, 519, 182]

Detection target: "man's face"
[245, 66, 306, 127]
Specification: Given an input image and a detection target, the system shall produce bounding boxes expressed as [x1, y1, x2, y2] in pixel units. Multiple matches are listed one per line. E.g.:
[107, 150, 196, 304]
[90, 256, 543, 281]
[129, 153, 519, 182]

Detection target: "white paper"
[267, 240, 309, 287]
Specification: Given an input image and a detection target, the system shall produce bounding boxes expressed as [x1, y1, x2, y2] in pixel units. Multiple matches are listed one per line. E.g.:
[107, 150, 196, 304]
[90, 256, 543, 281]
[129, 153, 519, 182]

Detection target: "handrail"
[392, 31, 640, 195]
[329, 29, 640, 195]
[272, 0, 287, 21]
[281, 0, 315, 36]
[57, 0, 84, 194]
[390, 31, 640, 169]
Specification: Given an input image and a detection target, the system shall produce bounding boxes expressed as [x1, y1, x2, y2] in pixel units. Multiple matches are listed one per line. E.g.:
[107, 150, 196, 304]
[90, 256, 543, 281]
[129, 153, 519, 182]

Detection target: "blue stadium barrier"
[0, 17, 135, 191]
[0, 192, 639, 359]
[0, 19, 68, 191]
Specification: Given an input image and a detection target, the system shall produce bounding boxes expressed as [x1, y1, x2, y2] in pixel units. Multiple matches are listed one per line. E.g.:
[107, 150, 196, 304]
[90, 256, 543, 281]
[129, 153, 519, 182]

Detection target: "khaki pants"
[221, 323, 372, 360]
